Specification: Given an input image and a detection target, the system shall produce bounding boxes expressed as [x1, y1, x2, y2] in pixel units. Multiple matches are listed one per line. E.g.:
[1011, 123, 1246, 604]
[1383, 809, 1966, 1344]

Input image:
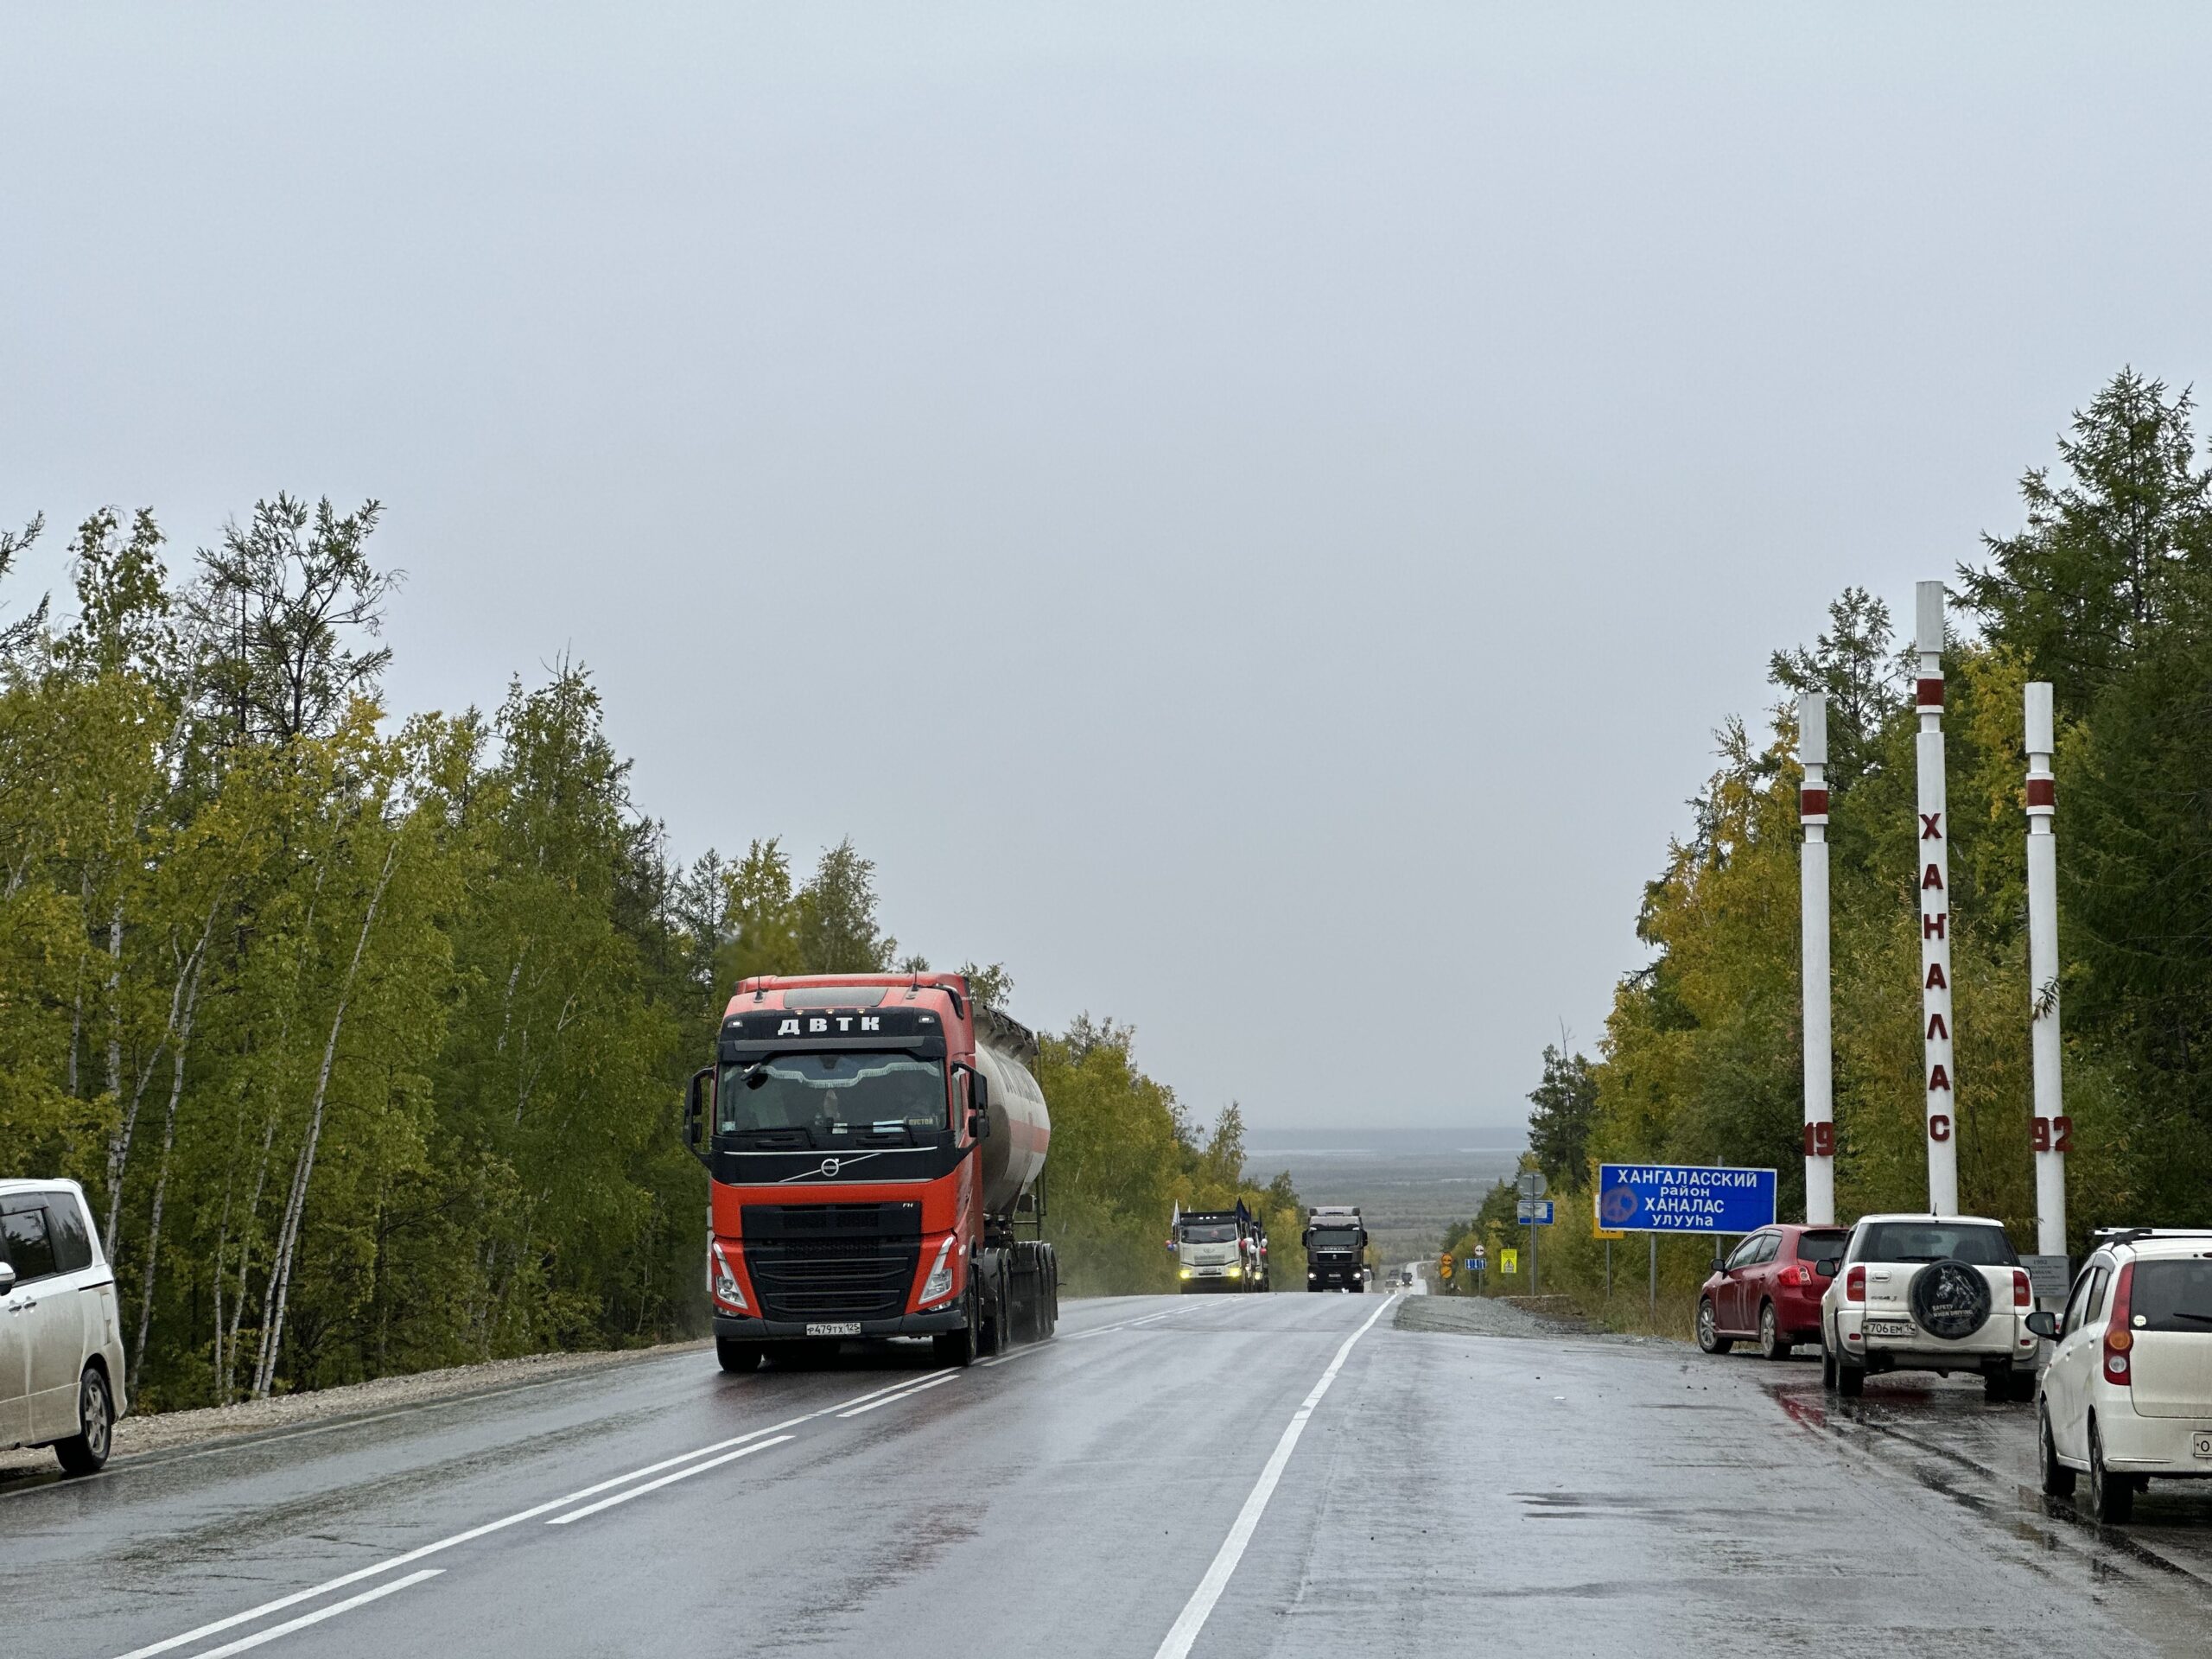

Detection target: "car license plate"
[805, 1322, 861, 1338]
[1866, 1319, 1914, 1338]
[2192, 1431, 2212, 1460]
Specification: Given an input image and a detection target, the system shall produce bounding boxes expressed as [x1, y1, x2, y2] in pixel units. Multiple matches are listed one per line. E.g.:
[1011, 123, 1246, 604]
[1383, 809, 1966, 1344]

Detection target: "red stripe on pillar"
[1800, 788, 1829, 817]
[2026, 778, 2056, 808]
[1916, 677, 1945, 709]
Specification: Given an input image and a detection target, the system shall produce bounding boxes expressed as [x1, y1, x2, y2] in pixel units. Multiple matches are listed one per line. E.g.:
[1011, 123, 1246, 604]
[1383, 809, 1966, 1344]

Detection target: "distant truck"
[683, 973, 1057, 1370]
[1304, 1206, 1371, 1292]
[1175, 1204, 1262, 1293]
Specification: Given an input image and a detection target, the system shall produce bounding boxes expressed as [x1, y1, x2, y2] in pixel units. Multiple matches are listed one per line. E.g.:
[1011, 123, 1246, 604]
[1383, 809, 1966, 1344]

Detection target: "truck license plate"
[805, 1322, 861, 1338]
[1866, 1319, 1914, 1338]
[2192, 1432, 2212, 1459]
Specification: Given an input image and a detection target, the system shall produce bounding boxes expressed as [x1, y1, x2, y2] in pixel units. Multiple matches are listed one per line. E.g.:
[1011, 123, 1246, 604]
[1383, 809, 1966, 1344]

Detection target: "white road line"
[836, 1371, 963, 1416]
[1150, 1295, 1397, 1659]
[184, 1571, 443, 1659]
[111, 1371, 940, 1659]
[544, 1435, 794, 1524]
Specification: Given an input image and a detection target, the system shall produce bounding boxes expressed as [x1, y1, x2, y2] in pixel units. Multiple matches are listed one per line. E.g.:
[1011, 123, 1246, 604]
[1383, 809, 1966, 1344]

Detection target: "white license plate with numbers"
[806, 1322, 861, 1338]
[2193, 1431, 2212, 1459]
[1866, 1319, 1914, 1338]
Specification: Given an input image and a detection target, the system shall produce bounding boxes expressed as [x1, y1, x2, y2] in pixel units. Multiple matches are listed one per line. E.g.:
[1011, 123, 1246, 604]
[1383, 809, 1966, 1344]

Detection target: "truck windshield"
[1311, 1228, 1359, 1251]
[1180, 1224, 1237, 1243]
[717, 1052, 947, 1141]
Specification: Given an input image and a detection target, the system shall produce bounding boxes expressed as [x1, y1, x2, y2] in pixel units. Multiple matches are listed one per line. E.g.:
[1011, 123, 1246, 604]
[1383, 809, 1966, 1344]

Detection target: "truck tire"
[977, 1274, 1006, 1358]
[933, 1283, 981, 1367]
[715, 1338, 763, 1375]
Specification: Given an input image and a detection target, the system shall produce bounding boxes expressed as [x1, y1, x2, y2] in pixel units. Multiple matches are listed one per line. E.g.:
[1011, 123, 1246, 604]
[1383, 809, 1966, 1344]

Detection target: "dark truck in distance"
[1305, 1206, 1370, 1292]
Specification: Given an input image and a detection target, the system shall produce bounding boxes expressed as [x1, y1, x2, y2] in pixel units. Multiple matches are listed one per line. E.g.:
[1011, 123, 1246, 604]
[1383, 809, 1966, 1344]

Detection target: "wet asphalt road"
[6, 1292, 2212, 1658]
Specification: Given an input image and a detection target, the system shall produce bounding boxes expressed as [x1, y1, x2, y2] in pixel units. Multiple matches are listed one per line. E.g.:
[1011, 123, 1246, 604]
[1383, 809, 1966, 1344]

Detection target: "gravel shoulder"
[1, 1338, 711, 1478]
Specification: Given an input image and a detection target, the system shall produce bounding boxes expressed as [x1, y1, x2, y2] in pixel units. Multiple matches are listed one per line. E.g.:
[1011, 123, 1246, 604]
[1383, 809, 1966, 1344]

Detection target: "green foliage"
[0, 492, 1293, 1408]
[1456, 369, 2212, 1319]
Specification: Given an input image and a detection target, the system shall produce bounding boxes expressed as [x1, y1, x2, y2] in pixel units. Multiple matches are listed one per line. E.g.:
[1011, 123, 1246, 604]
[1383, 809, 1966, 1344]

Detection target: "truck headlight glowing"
[918, 1236, 958, 1306]
[710, 1242, 747, 1312]
[1225, 1266, 1242, 1278]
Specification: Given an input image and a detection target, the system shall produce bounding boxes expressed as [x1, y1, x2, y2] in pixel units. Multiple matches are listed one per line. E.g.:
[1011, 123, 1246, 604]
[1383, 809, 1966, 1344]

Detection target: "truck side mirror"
[965, 1067, 991, 1139]
[684, 1066, 713, 1166]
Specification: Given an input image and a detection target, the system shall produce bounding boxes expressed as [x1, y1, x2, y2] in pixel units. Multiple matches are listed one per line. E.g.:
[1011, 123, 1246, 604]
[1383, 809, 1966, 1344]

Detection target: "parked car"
[1818, 1213, 2038, 1401]
[1697, 1224, 1850, 1359]
[2031, 1228, 2212, 1523]
[1, 1179, 128, 1474]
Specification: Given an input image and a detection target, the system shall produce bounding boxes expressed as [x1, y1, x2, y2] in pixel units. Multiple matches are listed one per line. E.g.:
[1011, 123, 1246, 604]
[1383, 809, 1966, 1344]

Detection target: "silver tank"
[973, 1009, 1050, 1217]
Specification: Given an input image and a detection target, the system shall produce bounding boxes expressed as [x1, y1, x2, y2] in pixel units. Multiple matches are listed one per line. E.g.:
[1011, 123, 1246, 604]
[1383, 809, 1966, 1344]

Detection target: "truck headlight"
[918, 1236, 958, 1306]
[710, 1242, 747, 1312]
[1226, 1266, 1242, 1278]
[1179, 1268, 1193, 1279]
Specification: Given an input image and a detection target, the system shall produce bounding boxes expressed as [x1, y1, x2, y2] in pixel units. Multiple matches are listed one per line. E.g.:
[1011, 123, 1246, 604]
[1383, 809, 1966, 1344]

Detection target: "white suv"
[1817, 1213, 2038, 1402]
[2033, 1229, 2212, 1523]
[2, 1179, 129, 1474]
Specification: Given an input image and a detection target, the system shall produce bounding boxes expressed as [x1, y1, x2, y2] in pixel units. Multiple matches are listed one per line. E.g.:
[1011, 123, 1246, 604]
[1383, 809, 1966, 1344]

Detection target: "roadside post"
[1516, 1170, 1548, 1296]
[1799, 690, 1835, 1226]
[1593, 1200, 1624, 1300]
[1516, 1197, 1554, 1294]
[2024, 680, 2068, 1274]
[1916, 581, 1960, 1217]
[1597, 1163, 1780, 1326]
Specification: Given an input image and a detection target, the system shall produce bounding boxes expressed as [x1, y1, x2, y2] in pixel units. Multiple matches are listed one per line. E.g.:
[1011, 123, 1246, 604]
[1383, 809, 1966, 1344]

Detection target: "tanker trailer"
[683, 973, 1058, 1371]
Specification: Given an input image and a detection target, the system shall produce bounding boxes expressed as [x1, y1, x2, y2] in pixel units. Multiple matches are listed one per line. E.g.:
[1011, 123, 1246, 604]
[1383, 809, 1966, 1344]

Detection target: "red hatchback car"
[1696, 1224, 1849, 1359]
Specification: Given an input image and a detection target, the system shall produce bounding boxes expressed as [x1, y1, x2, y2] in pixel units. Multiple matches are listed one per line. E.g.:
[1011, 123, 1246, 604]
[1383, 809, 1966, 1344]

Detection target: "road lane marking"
[544, 1435, 795, 1524]
[109, 1375, 934, 1659]
[184, 1571, 442, 1659]
[836, 1371, 963, 1416]
[1150, 1295, 1397, 1659]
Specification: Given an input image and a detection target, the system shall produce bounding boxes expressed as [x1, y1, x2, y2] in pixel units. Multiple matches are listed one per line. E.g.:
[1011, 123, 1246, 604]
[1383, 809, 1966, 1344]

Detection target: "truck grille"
[741, 1203, 921, 1322]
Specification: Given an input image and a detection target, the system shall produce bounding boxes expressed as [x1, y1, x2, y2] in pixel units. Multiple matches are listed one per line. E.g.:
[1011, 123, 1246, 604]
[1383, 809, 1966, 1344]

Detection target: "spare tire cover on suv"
[1910, 1259, 1991, 1339]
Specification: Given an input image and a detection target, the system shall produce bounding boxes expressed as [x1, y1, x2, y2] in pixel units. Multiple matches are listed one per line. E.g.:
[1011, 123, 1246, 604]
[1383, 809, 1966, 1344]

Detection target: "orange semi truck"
[683, 972, 1058, 1371]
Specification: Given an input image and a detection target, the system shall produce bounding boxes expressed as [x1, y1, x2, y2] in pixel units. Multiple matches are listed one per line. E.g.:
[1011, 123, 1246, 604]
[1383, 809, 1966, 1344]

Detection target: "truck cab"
[1305, 1206, 1370, 1292]
[1175, 1207, 1257, 1293]
[684, 974, 1057, 1371]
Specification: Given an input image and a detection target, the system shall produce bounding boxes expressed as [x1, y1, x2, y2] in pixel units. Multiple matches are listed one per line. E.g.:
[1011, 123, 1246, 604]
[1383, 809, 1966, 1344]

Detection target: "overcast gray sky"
[8, 6, 2211, 1132]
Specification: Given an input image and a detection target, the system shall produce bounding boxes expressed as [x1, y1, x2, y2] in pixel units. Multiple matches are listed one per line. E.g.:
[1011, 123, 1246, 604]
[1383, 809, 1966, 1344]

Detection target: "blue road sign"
[1516, 1199, 1554, 1224]
[1462, 1256, 1479, 1274]
[1596, 1164, 1777, 1234]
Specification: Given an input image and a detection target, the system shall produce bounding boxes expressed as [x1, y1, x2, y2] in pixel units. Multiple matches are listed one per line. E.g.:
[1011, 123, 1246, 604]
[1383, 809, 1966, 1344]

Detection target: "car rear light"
[1778, 1264, 1804, 1288]
[1846, 1265, 1866, 1303]
[2102, 1262, 2136, 1384]
[2012, 1268, 2031, 1308]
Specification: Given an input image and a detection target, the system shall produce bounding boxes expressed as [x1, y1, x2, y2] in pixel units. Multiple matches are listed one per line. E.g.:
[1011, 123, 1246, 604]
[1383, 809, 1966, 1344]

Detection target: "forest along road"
[6, 1295, 2211, 1659]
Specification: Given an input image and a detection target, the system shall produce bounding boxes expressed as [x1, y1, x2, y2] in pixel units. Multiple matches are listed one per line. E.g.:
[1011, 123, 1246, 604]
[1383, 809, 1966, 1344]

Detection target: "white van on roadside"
[2, 1178, 129, 1474]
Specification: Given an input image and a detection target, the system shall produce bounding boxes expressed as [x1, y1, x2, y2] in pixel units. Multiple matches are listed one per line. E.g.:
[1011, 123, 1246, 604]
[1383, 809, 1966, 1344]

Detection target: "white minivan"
[1, 1179, 129, 1475]
[2033, 1229, 2212, 1523]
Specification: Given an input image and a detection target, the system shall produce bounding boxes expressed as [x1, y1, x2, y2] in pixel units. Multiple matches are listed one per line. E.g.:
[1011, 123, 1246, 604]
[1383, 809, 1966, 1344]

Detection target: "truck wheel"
[2087, 1420, 2134, 1523]
[2039, 1406, 2076, 1498]
[715, 1338, 763, 1375]
[977, 1277, 1006, 1358]
[933, 1284, 980, 1368]
[54, 1366, 113, 1476]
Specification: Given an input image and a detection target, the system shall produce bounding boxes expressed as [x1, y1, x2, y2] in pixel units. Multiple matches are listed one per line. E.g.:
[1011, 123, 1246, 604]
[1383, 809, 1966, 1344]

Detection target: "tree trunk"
[133, 918, 214, 1376]
[253, 839, 399, 1400]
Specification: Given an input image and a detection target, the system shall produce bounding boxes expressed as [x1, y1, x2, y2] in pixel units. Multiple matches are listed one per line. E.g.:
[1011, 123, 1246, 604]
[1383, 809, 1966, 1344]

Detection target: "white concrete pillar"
[2025, 682, 2067, 1257]
[1799, 692, 1835, 1226]
[1916, 582, 1959, 1216]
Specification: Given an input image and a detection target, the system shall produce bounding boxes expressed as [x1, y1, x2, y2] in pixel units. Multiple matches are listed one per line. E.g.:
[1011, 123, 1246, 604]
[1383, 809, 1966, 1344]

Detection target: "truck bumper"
[713, 1310, 967, 1342]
